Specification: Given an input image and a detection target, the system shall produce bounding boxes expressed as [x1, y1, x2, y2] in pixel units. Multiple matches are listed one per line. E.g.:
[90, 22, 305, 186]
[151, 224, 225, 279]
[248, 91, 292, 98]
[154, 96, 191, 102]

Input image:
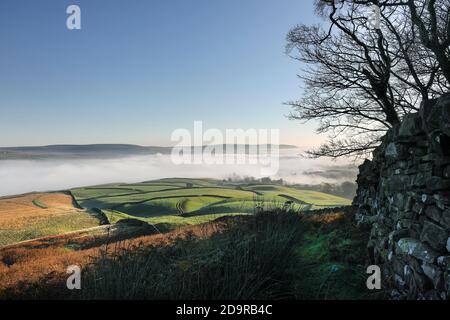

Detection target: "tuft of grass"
[76, 211, 306, 300]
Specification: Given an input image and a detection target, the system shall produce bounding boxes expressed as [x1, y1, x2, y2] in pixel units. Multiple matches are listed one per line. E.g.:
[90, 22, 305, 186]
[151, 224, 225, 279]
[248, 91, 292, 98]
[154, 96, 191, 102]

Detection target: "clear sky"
[0, 0, 323, 147]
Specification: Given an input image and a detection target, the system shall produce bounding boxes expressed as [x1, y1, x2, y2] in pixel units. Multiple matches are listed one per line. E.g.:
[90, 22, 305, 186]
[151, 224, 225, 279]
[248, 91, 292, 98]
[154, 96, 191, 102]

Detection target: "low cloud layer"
[0, 148, 357, 197]
[302, 165, 359, 180]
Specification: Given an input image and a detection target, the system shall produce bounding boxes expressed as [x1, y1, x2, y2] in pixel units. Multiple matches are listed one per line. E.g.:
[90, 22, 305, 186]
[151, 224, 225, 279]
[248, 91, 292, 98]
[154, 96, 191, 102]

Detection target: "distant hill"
[0, 144, 297, 160]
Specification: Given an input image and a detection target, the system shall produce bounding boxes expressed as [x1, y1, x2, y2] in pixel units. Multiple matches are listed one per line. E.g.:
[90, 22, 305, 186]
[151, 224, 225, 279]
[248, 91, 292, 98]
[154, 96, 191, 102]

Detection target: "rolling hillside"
[0, 178, 351, 248]
[71, 178, 351, 230]
[0, 178, 363, 300]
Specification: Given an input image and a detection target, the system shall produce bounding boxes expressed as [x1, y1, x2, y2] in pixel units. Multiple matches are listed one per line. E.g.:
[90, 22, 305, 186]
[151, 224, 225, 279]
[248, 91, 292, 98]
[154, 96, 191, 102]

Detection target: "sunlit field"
[0, 193, 101, 247]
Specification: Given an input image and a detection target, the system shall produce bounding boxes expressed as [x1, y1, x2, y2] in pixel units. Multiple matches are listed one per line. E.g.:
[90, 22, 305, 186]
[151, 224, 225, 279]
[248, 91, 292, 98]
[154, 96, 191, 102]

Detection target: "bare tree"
[406, 0, 450, 82]
[286, 0, 449, 158]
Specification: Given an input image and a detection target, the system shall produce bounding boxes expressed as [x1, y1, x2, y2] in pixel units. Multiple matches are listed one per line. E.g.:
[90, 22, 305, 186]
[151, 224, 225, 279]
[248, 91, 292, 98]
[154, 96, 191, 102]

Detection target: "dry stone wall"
[353, 94, 450, 300]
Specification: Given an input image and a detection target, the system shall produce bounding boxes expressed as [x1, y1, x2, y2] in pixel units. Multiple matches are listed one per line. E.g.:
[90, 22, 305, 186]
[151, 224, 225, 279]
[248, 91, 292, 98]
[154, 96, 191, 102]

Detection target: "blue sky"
[0, 0, 322, 147]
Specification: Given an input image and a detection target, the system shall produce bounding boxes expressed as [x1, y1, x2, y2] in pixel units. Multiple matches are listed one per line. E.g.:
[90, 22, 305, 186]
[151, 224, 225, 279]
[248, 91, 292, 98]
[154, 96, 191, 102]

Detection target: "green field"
[71, 178, 351, 230]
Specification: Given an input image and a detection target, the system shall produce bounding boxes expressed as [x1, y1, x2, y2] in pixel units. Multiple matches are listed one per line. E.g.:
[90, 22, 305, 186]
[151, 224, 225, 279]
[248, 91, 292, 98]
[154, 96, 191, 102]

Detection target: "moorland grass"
[74, 209, 376, 300]
[77, 211, 305, 299]
[0, 208, 377, 300]
[288, 212, 383, 299]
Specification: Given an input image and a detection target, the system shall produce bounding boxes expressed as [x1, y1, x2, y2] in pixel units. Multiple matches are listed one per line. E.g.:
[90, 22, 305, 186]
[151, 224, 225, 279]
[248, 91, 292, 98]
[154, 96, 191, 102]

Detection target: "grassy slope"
[104, 209, 249, 231]
[71, 179, 351, 228]
[0, 208, 380, 300]
[290, 212, 381, 299]
[77, 209, 376, 299]
[245, 185, 351, 206]
[0, 193, 101, 247]
[0, 214, 100, 247]
[0, 179, 351, 248]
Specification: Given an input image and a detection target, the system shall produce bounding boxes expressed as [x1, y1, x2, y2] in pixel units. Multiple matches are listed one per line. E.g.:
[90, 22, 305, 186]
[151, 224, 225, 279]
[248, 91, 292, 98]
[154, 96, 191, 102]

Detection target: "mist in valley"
[0, 148, 357, 197]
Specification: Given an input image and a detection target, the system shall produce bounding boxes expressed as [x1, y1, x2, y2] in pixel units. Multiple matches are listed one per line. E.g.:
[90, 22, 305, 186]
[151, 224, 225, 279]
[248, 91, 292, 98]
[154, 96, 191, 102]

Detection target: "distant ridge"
[0, 144, 297, 160]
